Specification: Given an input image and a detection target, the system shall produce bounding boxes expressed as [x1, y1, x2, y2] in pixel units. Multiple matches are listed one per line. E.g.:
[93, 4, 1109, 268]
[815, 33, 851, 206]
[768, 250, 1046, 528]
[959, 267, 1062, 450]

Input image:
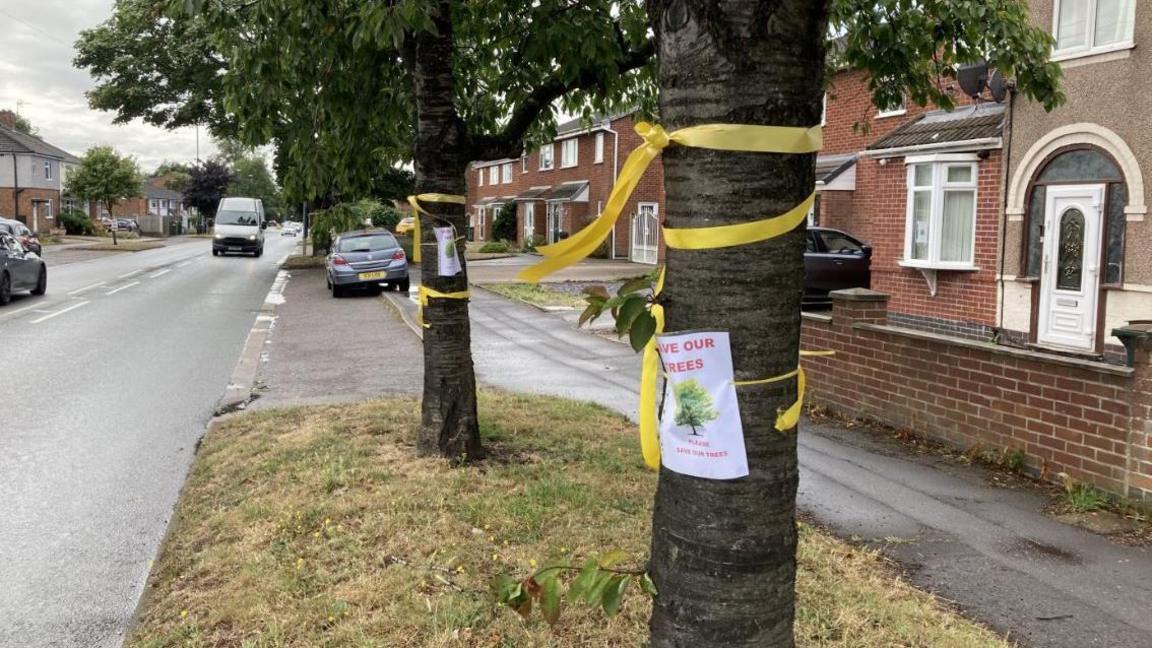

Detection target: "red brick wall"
[465, 116, 665, 261]
[802, 291, 1149, 501]
[860, 152, 1001, 328]
[816, 191, 855, 231]
[0, 187, 61, 231]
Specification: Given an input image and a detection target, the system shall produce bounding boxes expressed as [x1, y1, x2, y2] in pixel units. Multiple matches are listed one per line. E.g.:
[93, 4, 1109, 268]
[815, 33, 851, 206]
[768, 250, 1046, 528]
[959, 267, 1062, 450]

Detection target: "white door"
[523, 203, 535, 243]
[630, 203, 659, 265]
[1037, 185, 1104, 352]
[546, 202, 563, 244]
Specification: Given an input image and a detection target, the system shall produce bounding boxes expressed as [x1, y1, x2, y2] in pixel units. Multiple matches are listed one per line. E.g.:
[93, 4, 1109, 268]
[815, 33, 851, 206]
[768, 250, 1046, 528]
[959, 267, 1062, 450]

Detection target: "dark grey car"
[0, 217, 42, 255]
[325, 230, 409, 297]
[0, 232, 47, 305]
[803, 226, 872, 306]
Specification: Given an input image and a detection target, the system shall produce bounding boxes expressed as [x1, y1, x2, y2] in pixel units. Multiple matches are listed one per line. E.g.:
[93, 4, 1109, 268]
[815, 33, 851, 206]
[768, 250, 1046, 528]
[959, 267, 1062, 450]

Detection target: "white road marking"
[0, 303, 45, 319]
[67, 282, 107, 296]
[147, 268, 171, 279]
[30, 301, 89, 324]
[176, 260, 191, 268]
[105, 281, 140, 295]
[118, 269, 142, 279]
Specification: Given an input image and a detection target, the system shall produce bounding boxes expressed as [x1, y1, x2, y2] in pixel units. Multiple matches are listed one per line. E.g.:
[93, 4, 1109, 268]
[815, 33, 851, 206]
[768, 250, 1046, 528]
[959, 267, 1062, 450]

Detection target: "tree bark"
[412, 2, 483, 461]
[646, 1, 826, 646]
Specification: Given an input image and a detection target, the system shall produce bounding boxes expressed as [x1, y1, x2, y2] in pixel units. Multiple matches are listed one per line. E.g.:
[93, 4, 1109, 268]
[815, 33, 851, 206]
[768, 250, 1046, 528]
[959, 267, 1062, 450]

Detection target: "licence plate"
[358, 271, 387, 281]
[227, 246, 242, 251]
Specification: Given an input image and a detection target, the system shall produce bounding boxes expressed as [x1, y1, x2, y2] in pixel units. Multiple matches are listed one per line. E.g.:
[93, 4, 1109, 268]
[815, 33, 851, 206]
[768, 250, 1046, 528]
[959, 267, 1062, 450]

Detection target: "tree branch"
[468, 36, 656, 161]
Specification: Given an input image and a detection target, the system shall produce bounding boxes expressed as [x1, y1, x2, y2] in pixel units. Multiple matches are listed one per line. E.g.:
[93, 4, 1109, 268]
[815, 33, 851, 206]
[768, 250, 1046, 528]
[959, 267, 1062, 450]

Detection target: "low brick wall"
[801, 289, 1151, 502]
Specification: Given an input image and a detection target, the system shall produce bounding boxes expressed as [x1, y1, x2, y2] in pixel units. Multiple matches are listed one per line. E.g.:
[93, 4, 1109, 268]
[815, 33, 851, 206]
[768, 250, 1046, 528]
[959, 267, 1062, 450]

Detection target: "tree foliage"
[184, 160, 233, 219]
[491, 202, 518, 243]
[230, 156, 281, 217]
[672, 379, 718, 436]
[13, 114, 36, 136]
[64, 145, 142, 212]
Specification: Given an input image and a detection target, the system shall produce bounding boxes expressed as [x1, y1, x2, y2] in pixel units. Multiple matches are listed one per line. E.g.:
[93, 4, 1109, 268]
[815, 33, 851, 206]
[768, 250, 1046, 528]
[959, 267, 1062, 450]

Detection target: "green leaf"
[585, 571, 614, 605]
[583, 284, 610, 301]
[639, 573, 658, 597]
[540, 577, 561, 625]
[597, 549, 629, 569]
[490, 574, 519, 604]
[578, 303, 602, 327]
[628, 311, 657, 352]
[601, 575, 628, 616]
[617, 274, 653, 296]
[568, 559, 599, 602]
[614, 296, 647, 336]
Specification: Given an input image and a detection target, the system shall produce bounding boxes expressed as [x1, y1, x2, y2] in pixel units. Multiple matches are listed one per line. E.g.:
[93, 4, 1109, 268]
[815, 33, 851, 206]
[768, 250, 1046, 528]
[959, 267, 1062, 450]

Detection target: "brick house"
[466, 113, 665, 263]
[998, 0, 1152, 360]
[88, 177, 189, 235]
[0, 110, 81, 233]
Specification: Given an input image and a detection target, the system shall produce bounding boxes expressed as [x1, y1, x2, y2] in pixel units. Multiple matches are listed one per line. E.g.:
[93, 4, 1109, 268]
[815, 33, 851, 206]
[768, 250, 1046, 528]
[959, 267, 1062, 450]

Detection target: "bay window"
[1053, 0, 1135, 57]
[903, 158, 978, 269]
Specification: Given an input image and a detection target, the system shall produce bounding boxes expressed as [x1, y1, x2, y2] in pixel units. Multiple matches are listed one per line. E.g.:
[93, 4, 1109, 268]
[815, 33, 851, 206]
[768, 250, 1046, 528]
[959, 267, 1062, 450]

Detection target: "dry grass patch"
[131, 392, 1010, 648]
[480, 283, 586, 309]
[75, 241, 165, 252]
[281, 255, 327, 270]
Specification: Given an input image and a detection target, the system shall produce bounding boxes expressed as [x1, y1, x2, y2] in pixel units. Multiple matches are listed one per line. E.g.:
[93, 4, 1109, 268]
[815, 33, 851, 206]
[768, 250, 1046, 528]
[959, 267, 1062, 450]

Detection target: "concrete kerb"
[216, 268, 290, 414]
[382, 289, 424, 340]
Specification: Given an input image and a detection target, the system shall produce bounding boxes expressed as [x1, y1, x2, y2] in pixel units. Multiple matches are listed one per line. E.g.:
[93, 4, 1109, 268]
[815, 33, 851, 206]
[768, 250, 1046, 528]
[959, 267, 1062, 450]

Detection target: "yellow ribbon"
[417, 285, 470, 328]
[407, 193, 466, 263]
[517, 122, 822, 283]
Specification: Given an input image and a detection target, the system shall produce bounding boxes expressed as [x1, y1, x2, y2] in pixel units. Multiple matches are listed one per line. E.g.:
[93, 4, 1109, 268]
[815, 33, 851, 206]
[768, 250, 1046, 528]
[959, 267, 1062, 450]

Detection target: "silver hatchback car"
[325, 229, 409, 297]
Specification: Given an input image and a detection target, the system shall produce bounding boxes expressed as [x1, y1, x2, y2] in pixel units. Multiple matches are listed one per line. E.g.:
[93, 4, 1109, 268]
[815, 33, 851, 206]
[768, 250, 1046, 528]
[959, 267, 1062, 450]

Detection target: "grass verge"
[480, 282, 587, 309]
[74, 241, 165, 252]
[282, 255, 327, 270]
[131, 392, 1009, 647]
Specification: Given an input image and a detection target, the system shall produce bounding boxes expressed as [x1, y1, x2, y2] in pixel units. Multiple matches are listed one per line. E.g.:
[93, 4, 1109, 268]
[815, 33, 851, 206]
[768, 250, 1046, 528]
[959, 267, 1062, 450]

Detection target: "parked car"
[212, 197, 266, 256]
[0, 217, 41, 255]
[804, 226, 871, 306]
[281, 222, 301, 237]
[115, 218, 140, 233]
[326, 229, 409, 297]
[395, 216, 416, 236]
[0, 232, 47, 305]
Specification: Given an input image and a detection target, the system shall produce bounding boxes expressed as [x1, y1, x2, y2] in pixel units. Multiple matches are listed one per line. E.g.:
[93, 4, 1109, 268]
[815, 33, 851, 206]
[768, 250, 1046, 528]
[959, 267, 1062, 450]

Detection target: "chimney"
[0, 110, 16, 130]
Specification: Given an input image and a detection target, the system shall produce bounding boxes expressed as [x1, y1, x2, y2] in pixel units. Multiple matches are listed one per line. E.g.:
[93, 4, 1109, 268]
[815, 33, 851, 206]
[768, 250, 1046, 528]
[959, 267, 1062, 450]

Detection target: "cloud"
[0, 0, 219, 171]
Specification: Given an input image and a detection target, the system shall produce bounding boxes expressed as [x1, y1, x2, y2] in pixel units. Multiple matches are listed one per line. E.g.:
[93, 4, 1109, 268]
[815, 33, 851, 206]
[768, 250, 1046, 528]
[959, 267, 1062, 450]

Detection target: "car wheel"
[332, 284, 344, 298]
[212, 249, 219, 257]
[0, 272, 10, 306]
[256, 246, 263, 258]
[396, 279, 410, 292]
[31, 267, 46, 296]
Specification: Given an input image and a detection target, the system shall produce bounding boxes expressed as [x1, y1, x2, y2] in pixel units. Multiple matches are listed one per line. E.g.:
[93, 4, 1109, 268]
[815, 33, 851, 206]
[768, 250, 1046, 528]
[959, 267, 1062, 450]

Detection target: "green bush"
[59, 208, 95, 235]
[360, 200, 403, 231]
[492, 202, 518, 243]
[479, 241, 511, 253]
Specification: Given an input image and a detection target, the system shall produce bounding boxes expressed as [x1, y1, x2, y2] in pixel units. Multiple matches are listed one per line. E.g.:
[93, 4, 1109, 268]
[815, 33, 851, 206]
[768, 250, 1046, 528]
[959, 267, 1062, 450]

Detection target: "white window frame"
[900, 153, 980, 270]
[489, 165, 499, 185]
[594, 132, 605, 164]
[539, 143, 555, 170]
[876, 96, 906, 118]
[150, 199, 159, 212]
[821, 93, 827, 126]
[522, 155, 529, 174]
[502, 162, 513, 184]
[560, 138, 578, 168]
[1052, 0, 1136, 61]
[44, 161, 52, 180]
[477, 168, 483, 187]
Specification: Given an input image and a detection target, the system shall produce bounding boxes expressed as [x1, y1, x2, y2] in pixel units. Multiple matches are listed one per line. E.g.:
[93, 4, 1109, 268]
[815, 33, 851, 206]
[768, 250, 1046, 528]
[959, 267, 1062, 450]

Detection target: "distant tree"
[672, 380, 719, 436]
[64, 146, 142, 245]
[370, 167, 415, 203]
[492, 202, 518, 243]
[154, 161, 193, 193]
[229, 155, 281, 216]
[13, 114, 36, 136]
[184, 160, 233, 222]
[213, 136, 254, 166]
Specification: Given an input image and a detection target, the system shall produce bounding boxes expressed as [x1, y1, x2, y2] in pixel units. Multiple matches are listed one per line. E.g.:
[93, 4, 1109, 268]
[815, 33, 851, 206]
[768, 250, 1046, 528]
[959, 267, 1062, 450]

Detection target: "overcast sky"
[0, 0, 219, 172]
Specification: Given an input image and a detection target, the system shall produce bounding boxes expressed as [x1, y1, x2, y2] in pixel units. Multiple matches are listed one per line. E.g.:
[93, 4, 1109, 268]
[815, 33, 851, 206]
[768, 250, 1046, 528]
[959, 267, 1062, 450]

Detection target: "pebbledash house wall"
[821, 70, 996, 340]
[802, 289, 1152, 503]
[465, 115, 665, 261]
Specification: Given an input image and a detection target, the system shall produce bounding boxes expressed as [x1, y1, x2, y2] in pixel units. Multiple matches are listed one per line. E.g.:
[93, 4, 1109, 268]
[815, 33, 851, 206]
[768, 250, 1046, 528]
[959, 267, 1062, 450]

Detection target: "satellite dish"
[988, 70, 1008, 103]
[957, 61, 989, 99]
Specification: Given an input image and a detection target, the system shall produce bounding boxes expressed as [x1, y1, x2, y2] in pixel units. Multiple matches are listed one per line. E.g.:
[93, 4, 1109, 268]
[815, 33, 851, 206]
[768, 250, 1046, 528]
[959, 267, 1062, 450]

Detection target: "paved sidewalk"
[379, 271, 1152, 648]
[466, 254, 650, 283]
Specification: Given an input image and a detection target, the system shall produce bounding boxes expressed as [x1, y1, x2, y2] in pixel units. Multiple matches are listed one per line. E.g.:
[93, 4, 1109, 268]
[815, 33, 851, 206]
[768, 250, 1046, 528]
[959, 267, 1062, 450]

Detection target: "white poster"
[657, 331, 749, 480]
[435, 227, 462, 276]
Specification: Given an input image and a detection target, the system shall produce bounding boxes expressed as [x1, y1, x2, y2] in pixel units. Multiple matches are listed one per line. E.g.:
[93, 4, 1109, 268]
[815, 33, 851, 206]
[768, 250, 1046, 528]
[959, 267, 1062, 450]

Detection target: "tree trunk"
[646, 2, 826, 646]
[412, 2, 483, 460]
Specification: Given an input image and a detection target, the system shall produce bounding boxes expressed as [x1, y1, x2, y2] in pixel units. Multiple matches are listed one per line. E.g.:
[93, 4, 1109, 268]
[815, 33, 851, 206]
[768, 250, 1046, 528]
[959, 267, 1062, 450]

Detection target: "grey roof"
[145, 183, 183, 201]
[0, 124, 81, 163]
[543, 181, 588, 201]
[475, 197, 499, 206]
[868, 103, 1006, 151]
[515, 186, 551, 200]
[555, 109, 638, 136]
[815, 153, 856, 183]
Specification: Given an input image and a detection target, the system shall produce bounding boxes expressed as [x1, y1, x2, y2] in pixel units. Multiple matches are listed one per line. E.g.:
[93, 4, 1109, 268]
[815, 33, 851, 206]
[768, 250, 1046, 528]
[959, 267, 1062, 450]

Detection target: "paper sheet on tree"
[657, 331, 748, 479]
[435, 226, 462, 276]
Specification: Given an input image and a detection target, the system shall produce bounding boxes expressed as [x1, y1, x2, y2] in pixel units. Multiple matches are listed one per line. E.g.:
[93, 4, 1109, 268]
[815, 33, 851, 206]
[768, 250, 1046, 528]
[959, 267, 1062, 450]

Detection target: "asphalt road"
[384, 274, 1152, 648]
[0, 235, 299, 647]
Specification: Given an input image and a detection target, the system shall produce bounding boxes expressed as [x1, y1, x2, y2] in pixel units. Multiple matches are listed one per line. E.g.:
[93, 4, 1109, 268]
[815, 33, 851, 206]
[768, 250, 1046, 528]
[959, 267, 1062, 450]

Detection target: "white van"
[212, 197, 266, 257]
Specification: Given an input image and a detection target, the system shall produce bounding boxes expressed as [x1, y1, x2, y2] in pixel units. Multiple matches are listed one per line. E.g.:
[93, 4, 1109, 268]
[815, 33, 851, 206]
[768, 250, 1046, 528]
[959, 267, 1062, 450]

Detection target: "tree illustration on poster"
[673, 379, 719, 436]
[444, 238, 457, 258]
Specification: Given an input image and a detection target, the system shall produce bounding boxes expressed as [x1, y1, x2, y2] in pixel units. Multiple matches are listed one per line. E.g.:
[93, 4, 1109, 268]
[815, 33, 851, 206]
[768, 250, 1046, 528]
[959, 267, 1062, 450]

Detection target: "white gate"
[630, 202, 659, 265]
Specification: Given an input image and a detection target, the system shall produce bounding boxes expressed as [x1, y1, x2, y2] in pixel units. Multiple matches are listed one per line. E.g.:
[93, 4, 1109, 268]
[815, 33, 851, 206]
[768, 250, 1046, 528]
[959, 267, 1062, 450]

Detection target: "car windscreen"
[337, 234, 397, 253]
[216, 210, 259, 226]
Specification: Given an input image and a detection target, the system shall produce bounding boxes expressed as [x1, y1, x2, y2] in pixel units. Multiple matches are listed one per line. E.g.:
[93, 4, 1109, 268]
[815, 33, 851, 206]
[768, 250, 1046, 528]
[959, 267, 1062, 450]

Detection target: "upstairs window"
[594, 133, 605, 164]
[44, 161, 52, 180]
[502, 163, 513, 184]
[1054, 0, 1135, 56]
[876, 95, 906, 118]
[489, 165, 499, 185]
[904, 159, 978, 268]
[560, 138, 579, 168]
[477, 169, 483, 187]
[522, 155, 528, 173]
[539, 143, 555, 170]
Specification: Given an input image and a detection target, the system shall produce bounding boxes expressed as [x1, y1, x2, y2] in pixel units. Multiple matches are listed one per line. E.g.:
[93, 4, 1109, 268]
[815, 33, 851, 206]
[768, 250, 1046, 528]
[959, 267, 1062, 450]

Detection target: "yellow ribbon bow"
[407, 193, 466, 263]
[517, 122, 823, 283]
[417, 285, 470, 328]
